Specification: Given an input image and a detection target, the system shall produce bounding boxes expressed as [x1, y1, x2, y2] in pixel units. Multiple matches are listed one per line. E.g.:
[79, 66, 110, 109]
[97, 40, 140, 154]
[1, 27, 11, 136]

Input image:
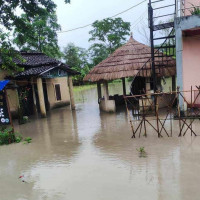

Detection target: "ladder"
[130, 0, 177, 95]
[148, 0, 176, 92]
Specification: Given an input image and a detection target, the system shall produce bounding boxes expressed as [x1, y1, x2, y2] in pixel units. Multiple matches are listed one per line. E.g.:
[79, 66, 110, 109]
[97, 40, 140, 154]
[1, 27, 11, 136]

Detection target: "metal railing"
[176, 0, 200, 17]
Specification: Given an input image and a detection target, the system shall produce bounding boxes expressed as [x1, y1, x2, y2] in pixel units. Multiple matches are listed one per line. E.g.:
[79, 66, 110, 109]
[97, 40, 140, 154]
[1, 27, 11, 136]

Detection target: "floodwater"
[1, 82, 200, 200]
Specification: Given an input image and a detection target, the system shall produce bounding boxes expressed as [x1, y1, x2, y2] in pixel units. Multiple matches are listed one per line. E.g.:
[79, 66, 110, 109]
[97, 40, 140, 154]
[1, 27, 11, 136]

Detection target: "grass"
[73, 84, 96, 92]
[73, 79, 132, 93]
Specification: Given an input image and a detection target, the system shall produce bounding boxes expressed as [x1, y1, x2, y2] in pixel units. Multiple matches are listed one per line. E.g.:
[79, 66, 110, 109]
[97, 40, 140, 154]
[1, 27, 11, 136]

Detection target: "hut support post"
[103, 81, 109, 101]
[37, 78, 46, 118]
[122, 78, 126, 96]
[97, 82, 102, 100]
[146, 78, 151, 95]
[100, 81, 116, 112]
[31, 78, 37, 114]
[68, 76, 75, 110]
[172, 76, 176, 92]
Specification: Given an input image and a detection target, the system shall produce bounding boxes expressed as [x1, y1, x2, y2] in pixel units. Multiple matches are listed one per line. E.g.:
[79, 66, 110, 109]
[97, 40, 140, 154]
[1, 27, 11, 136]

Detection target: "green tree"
[0, 30, 24, 73]
[89, 43, 109, 66]
[88, 18, 130, 66]
[0, 0, 70, 72]
[63, 43, 90, 84]
[0, 0, 70, 30]
[89, 18, 131, 54]
[13, 11, 62, 58]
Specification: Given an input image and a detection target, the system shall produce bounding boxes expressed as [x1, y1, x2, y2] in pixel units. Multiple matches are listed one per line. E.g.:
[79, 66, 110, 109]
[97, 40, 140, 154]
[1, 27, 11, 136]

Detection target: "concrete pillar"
[100, 81, 116, 112]
[103, 81, 109, 100]
[175, 20, 184, 110]
[146, 78, 151, 94]
[37, 78, 46, 118]
[31, 78, 37, 114]
[68, 76, 75, 110]
[97, 82, 102, 100]
[122, 78, 126, 96]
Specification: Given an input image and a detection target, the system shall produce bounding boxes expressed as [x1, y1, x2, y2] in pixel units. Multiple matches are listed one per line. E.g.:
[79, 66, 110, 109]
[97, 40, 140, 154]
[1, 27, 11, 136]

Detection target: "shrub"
[0, 127, 23, 145]
[0, 127, 16, 145]
[15, 133, 23, 143]
[190, 4, 200, 15]
[24, 137, 32, 144]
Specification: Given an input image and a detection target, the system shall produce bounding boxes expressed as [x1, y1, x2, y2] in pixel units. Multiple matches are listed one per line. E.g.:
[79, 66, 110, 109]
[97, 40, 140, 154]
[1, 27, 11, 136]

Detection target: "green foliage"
[0, 127, 15, 145]
[190, 4, 200, 15]
[13, 11, 62, 58]
[88, 18, 130, 67]
[0, 0, 70, 73]
[89, 43, 109, 66]
[89, 18, 130, 54]
[63, 43, 90, 84]
[24, 137, 32, 144]
[0, 1, 70, 30]
[136, 147, 147, 157]
[16, 134, 23, 143]
[0, 127, 23, 145]
[0, 29, 25, 73]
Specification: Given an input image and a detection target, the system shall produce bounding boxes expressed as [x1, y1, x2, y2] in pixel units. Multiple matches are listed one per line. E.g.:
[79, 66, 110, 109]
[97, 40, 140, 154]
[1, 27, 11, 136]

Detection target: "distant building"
[0, 52, 78, 118]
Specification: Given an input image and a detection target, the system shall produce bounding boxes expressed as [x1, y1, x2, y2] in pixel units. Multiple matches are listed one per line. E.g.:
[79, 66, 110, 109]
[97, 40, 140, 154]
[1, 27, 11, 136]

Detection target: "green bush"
[24, 137, 32, 144]
[190, 4, 200, 15]
[0, 127, 23, 145]
[15, 133, 23, 143]
[0, 127, 16, 145]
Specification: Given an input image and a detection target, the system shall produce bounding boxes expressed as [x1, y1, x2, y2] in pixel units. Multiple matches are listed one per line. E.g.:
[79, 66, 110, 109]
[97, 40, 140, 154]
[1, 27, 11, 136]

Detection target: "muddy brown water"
[1, 82, 200, 200]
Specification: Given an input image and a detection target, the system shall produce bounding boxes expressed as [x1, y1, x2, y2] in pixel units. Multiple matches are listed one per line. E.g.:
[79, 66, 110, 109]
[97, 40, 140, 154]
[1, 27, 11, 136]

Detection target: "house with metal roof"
[0, 52, 79, 118]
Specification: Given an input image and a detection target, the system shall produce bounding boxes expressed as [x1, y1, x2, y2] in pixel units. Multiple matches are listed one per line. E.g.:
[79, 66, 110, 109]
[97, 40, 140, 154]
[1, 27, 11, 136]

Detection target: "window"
[55, 84, 62, 101]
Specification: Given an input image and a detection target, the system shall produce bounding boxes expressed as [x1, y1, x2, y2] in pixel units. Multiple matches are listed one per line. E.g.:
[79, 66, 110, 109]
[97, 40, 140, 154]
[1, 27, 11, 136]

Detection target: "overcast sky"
[54, 0, 150, 50]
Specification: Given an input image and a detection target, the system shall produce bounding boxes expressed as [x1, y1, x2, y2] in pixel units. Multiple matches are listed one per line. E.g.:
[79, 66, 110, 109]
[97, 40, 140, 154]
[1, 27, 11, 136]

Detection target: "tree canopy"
[0, 0, 70, 73]
[89, 18, 130, 54]
[0, 0, 70, 29]
[89, 43, 109, 66]
[89, 18, 130, 66]
[13, 11, 62, 58]
[63, 43, 90, 84]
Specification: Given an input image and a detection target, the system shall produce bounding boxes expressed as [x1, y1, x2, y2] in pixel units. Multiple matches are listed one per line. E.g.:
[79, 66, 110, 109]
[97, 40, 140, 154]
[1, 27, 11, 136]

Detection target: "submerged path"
[0, 83, 200, 200]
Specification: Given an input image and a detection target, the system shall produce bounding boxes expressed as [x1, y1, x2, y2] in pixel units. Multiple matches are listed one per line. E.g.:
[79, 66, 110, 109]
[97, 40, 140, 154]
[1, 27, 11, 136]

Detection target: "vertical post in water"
[68, 76, 75, 110]
[148, 0, 156, 93]
[5, 89, 14, 133]
[122, 78, 126, 96]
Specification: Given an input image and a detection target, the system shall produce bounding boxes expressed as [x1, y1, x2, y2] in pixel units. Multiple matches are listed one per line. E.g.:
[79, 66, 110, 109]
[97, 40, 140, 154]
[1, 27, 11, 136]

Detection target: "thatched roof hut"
[84, 35, 176, 82]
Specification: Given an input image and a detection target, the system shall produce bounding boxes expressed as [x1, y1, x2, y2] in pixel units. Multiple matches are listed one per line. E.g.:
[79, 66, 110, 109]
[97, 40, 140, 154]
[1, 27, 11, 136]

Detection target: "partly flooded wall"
[7, 89, 19, 117]
[175, 15, 200, 109]
[182, 35, 200, 103]
[46, 77, 70, 109]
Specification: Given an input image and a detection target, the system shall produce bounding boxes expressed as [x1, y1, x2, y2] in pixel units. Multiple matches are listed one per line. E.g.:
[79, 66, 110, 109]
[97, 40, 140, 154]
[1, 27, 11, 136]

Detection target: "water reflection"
[1, 82, 200, 200]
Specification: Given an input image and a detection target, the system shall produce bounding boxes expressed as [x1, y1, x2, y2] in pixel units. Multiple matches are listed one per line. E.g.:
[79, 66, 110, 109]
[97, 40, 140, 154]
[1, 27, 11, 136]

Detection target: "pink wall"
[182, 35, 200, 103]
[184, 0, 200, 16]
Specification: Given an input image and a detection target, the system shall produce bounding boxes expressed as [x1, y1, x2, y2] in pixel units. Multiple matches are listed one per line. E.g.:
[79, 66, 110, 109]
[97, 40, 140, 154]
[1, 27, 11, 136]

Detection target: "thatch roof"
[84, 36, 176, 82]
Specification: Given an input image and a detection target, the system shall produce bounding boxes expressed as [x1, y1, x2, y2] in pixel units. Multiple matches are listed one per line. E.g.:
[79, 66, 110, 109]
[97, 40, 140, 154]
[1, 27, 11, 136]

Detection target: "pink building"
[175, 0, 200, 109]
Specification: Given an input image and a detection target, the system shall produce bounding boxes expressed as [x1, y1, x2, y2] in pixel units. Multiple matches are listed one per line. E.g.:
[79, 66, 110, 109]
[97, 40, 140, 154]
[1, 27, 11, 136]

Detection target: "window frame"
[54, 84, 62, 101]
